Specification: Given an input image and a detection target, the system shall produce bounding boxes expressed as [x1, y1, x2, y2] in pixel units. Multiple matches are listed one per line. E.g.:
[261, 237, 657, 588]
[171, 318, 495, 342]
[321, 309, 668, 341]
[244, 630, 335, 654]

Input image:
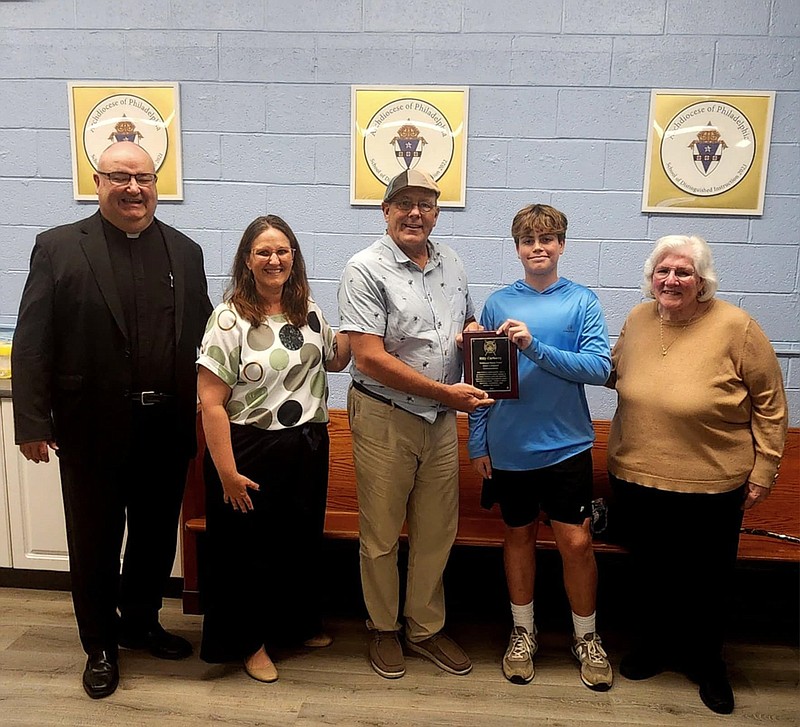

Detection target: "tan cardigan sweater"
[607, 299, 787, 494]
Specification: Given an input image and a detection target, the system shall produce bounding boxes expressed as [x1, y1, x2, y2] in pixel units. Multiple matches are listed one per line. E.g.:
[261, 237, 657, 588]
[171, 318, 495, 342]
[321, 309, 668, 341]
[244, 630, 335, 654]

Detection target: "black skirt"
[200, 421, 329, 663]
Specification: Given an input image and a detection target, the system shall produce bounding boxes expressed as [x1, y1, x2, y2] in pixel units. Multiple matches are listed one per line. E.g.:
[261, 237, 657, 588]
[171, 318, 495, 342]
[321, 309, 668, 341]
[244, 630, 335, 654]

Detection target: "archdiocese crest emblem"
[389, 124, 427, 170]
[483, 339, 497, 356]
[108, 116, 144, 144]
[688, 123, 728, 176]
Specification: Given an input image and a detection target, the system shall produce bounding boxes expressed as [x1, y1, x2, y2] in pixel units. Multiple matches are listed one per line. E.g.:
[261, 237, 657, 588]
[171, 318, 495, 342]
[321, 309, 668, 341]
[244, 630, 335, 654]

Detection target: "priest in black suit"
[12, 141, 212, 699]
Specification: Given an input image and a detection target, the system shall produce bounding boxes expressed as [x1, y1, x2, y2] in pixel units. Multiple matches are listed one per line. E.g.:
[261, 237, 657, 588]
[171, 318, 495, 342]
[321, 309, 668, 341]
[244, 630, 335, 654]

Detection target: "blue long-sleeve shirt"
[468, 277, 611, 470]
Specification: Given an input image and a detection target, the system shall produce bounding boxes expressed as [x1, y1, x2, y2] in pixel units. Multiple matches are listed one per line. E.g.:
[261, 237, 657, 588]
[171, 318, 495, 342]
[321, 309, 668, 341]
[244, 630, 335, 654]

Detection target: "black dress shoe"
[620, 649, 665, 681]
[82, 650, 119, 699]
[119, 623, 193, 660]
[699, 671, 735, 714]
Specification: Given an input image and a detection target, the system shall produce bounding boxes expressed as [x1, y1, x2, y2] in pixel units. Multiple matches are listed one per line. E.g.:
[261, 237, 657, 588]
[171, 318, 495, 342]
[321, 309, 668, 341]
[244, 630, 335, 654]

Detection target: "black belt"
[129, 391, 176, 406]
[351, 381, 394, 407]
[350, 381, 443, 418]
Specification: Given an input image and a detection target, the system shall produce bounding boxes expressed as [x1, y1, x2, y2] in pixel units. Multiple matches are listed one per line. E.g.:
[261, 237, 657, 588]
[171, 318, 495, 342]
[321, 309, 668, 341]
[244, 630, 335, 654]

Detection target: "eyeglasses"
[392, 198, 436, 214]
[653, 266, 696, 280]
[97, 171, 158, 186]
[251, 248, 294, 261]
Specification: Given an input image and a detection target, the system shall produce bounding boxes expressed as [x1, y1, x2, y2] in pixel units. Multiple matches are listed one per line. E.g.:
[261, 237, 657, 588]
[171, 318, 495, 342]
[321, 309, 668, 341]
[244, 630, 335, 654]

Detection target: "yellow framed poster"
[68, 81, 183, 200]
[642, 89, 775, 215]
[351, 85, 468, 207]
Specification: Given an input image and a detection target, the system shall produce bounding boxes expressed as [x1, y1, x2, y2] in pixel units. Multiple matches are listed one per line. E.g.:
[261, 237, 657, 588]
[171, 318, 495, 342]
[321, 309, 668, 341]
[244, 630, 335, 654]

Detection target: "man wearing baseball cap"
[338, 169, 492, 679]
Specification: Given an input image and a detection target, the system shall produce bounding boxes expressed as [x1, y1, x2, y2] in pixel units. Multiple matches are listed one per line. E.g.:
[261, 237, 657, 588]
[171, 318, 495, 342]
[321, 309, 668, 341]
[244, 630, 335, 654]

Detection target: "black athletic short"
[480, 449, 593, 528]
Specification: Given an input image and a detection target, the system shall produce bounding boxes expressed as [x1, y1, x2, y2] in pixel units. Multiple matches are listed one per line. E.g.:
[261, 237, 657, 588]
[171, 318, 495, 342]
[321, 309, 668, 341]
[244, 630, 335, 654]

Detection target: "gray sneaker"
[406, 632, 472, 675]
[502, 625, 538, 684]
[369, 631, 405, 679]
[572, 632, 613, 691]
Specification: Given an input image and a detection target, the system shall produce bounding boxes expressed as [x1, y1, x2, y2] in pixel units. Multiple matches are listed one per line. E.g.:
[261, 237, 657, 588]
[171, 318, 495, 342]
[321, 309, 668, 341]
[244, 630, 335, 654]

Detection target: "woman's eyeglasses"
[653, 266, 695, 280]
[251, 248, 294, 261]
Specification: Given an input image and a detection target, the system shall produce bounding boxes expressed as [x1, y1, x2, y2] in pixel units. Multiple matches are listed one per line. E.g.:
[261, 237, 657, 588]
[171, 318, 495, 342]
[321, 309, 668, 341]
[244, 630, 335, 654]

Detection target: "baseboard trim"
[0, 569, 184, 599]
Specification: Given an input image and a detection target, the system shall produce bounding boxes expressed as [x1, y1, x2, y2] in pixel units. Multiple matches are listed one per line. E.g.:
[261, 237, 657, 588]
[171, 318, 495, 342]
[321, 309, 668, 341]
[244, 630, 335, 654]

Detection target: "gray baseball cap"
[383, 169, 441, 202]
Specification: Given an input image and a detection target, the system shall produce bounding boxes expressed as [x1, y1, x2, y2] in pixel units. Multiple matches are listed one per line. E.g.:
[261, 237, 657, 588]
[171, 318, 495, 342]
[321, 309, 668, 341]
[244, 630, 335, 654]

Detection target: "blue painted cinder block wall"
[0, 0, 797, 422]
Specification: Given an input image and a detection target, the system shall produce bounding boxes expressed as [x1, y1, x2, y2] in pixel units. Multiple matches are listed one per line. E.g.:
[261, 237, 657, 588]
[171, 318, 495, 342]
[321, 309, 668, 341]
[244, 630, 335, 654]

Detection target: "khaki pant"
[348, 386, 459, 640]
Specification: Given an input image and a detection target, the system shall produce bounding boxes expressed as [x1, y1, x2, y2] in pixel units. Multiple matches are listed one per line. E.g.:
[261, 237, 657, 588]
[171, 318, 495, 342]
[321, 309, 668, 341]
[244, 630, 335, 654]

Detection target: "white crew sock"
[510, 601, 534, 635]
[572, 611, 597, 638]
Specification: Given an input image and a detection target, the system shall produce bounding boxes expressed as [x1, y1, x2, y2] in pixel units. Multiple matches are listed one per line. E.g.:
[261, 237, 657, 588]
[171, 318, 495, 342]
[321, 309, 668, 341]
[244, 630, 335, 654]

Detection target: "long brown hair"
[225, 215, 310, 328]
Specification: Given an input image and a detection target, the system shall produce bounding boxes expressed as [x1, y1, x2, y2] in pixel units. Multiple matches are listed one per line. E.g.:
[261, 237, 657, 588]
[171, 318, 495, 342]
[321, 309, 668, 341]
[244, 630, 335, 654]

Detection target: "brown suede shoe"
[369, 631, 405, 679]
[406, 632, 472, 675]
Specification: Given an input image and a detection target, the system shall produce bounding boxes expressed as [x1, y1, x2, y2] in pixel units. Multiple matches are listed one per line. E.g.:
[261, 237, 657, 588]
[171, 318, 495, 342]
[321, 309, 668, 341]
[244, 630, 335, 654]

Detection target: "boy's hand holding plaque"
[462, 329, 519, 399]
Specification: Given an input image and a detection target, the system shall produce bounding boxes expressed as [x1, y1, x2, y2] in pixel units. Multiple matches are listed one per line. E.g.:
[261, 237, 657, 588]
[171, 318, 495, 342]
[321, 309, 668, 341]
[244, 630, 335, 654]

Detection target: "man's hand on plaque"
[444, 383, 495, 413]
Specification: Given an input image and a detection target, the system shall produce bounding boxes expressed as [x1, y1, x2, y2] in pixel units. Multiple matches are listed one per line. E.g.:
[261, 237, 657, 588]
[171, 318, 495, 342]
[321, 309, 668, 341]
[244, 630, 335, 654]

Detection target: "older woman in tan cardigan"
[607, 234, 787, 716]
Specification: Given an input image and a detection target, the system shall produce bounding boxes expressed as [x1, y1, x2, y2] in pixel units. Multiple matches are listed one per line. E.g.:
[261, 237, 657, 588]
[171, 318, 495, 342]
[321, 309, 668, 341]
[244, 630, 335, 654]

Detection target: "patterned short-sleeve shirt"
[197, 299, 335, 430]
[337, 234, 473, 422]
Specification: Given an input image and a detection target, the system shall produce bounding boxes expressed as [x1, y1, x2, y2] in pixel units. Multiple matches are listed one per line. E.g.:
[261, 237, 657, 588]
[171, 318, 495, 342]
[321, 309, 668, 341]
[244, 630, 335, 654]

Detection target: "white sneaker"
[502, 626, 537, 684]
[572, 632, 613, 691]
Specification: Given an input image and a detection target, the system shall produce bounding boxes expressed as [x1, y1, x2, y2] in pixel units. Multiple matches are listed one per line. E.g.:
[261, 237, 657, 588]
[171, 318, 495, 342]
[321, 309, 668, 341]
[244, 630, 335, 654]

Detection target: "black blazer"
[12, 211, 212, 460]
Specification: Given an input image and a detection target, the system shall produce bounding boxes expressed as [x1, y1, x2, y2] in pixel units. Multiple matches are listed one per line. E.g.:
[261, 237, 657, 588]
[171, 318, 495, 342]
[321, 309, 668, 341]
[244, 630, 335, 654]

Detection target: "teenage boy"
[468, 204, 613, 690]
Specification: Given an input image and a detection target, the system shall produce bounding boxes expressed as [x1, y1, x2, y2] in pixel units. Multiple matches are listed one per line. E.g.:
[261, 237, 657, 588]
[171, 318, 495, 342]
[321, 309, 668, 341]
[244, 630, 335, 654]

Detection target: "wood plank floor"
[0, 587, 797, 726]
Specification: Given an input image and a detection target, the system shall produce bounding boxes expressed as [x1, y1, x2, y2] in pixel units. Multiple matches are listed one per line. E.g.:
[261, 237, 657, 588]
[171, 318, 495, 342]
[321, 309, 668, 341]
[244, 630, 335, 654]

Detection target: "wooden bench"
[181, 411, 800, 614]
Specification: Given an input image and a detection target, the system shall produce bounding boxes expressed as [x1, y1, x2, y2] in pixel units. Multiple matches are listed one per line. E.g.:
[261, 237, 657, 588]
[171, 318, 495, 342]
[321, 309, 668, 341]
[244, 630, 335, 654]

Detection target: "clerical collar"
[99, 214, 154, 239]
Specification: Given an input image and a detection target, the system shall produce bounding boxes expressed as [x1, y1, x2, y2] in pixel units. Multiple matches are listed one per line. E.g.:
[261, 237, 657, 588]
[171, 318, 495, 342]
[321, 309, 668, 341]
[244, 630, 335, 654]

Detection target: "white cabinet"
[1, 400, 68, 571]
[0, 401, 12, 568]
[0, 398, 182, 576]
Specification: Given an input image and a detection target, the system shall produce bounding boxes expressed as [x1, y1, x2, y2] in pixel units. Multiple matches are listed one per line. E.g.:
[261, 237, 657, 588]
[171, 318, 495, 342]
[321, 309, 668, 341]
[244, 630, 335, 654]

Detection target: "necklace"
[659, 312, 695, 356]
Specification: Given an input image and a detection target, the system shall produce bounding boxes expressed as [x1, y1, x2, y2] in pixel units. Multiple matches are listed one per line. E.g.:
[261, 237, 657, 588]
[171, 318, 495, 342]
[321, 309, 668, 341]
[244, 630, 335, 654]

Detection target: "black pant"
[59, 406, 190, 655]
[200, 421, 329, 663]
[611, 475, 745, 674]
